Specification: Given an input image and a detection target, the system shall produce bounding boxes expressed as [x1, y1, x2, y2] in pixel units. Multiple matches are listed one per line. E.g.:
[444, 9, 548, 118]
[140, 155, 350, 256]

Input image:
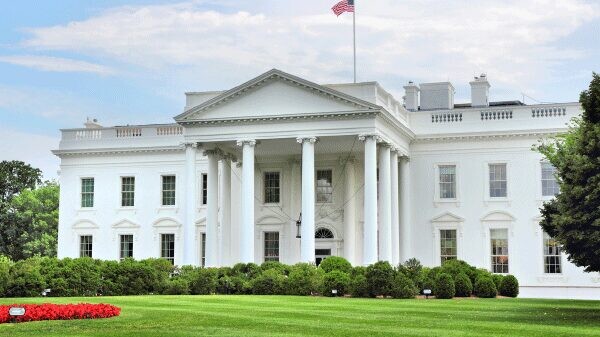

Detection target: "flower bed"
[0, 303, 121, 324]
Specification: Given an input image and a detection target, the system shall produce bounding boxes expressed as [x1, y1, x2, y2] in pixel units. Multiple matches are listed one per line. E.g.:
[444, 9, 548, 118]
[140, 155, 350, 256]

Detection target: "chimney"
[419, 82, 455, 110]
[84, 117, 102, 129]
[403, 81, 420, 111]
[470, 74, 490, 107]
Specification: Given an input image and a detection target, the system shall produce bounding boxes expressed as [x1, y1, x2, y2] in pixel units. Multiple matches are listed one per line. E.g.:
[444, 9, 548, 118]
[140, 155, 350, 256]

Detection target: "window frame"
[263, 170, 281, 205]
[263, 231, 280, 262]
[80, 177, 95, 208]
[488, 163, 508, 198]
[439, 229, 458, 264]
[160, 233, 176, 265]
[543, 232, 562, 274]
[119, 234, 134, 260]
[201, 173, 208, 206]
[315, 168, 334, 204]
[200, 232, 206, 267]
[160, 174, 177, 207]
[540, 161, 560, 198]
[434, 163, 459, 205]
[484, 161, 510, 203]
[120, 176, 136, 207]
[490, 228, 509, 274]
[79, 235, 93, 258]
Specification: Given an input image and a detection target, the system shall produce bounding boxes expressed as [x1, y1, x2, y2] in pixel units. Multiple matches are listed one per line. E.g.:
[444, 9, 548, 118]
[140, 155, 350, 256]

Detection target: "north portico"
[175, 69, 413, 266]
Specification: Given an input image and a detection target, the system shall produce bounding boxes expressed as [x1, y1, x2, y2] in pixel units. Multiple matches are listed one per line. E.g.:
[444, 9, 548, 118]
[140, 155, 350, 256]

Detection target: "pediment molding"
[481, 210, 516, 222]
[175, 69, 379, 123]
[152, 217, 182, 228]
[72, 220, 99, 229]
[256, 215, 286, 225]
[111, 219, 140, 229]
[431, 212, 465, 223]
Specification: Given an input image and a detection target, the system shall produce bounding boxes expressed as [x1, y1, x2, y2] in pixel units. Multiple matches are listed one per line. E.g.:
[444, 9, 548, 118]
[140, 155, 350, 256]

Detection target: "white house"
[54, 69, 600, 299]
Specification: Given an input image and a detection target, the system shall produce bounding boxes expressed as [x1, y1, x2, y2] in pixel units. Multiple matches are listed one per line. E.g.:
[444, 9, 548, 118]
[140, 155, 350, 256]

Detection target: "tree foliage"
[537, 73, 600, 272]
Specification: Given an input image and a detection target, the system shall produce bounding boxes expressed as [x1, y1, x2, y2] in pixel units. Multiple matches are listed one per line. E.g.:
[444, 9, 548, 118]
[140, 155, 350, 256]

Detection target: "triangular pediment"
[431, 212, 465, 223]
[111, 219, 140, 229]
[175, 69, 379, 122]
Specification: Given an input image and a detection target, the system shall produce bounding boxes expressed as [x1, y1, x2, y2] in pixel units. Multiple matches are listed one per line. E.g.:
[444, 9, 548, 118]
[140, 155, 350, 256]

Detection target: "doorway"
[315, 249, 331, 266]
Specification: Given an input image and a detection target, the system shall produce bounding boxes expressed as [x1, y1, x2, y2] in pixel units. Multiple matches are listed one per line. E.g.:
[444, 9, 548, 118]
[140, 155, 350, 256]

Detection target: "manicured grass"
[1, 296, 600, 337]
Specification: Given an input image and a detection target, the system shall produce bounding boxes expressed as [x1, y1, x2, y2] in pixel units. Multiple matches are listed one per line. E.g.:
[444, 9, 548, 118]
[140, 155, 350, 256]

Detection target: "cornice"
[52, 146, 183, 157]
[177, 110, 379, 126]
[413, 128, 566, 143]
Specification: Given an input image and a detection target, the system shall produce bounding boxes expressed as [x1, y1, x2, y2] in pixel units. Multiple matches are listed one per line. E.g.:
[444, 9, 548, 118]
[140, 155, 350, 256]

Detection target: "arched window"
[315, 227, 334, 239]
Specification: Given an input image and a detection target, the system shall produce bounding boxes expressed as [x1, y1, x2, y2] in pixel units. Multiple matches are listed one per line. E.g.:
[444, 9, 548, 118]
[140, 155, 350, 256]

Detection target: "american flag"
[332, 0, 354, 16]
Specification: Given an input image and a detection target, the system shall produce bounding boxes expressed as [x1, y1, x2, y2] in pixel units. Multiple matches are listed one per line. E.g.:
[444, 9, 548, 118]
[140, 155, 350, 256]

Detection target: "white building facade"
[54, 69, 600, 299]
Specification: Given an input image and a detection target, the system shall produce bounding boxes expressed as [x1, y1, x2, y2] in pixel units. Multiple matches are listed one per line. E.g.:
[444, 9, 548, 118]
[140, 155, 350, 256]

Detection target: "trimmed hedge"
[0, 255, 517, 299]
[499, 275, 519, 297]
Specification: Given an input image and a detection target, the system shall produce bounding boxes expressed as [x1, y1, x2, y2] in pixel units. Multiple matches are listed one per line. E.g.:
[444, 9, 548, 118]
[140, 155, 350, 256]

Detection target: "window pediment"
[481, 211, 515, 222]
[431, 212, 464, 224]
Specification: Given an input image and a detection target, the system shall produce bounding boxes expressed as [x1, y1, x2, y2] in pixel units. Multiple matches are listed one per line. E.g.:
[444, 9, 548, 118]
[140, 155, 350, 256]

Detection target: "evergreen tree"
[537, 73, 600, 272]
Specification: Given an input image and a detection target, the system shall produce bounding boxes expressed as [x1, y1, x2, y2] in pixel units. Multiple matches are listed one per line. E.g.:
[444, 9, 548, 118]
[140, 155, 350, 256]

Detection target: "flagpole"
[353, 2, 356, 83]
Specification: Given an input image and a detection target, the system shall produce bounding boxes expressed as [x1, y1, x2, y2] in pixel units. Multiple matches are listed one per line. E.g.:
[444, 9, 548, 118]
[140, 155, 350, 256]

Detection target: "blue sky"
[0, 0, 598, 178]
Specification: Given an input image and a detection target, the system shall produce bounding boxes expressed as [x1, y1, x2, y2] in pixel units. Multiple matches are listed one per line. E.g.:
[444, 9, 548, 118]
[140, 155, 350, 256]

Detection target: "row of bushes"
[0, 255, 518, 298]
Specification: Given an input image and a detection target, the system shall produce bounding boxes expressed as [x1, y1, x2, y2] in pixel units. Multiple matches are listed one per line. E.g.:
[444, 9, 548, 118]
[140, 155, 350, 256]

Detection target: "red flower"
[0, 303, 121, 324]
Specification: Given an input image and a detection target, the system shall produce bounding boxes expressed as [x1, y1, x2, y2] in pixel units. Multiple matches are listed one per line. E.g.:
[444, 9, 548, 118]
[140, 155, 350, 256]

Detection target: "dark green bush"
[251, 269, 286, 295]
[318, 256, 352, 274]
[187, 267, 218, 295]
[286, 263, 322, 295]
[474, 277, 497, 298]
[499, 275, 519, 298]
[321, 270, 350, 296]
[454, 273, 473, 297]
[366, 261, 394, 297]
[163, 278, 190, 295]
[420, 267, 437, 295]
[389, 273, 418, 299]
[440, 260, 479, 285]
[6, 258, 46, 297]
[398, 258, 424, 290]
[434, 273, 455, 299]
[349, 274, 370, 298]
[260, 261, 290, 275]
[232, 263, 261, 279]
[492, 274, 504, 290]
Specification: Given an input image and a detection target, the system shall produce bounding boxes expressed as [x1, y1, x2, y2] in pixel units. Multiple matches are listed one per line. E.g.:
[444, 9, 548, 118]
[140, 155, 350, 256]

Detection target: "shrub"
[366, 261, 394, 297]
[389, 273, 418, 299]
[398, 258, 423, 290]
[492, 274, 504, 290]
[321, 270, 350, 296]
[420, 267, 438, 295]
[163, 278, 190, 295]
[440, 260, 478, 284]
[260, 261, 290, 275]
[251, 269, 286, 295]
[474, 277, 497, 298]
[232, 263, 261, 279]
[499, 275, 519, 298]
[454, 273, 473, 297]
[318, 256, 352, 274]
[434, 273, 455, 299]
[5, 258, 46, 297]
[286, 263, 322, 296]
[349, 274, 369, 298]
[0, 256, 12, 297]
[187, 268, 218, 295]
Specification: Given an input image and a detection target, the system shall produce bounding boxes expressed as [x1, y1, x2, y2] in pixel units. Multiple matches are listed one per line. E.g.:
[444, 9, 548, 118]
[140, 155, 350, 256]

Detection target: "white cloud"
[0, 55, 114, 75]
[17, 0, 600, 98]
[0, 128, 60, 180]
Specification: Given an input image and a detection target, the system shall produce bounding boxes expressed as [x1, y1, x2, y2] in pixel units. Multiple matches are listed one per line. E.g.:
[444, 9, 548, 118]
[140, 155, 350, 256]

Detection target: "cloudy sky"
[0, 0, 598, 178]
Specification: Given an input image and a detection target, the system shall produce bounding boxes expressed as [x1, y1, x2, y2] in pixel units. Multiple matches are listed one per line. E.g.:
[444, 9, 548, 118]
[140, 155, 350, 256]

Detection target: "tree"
[0, 161, 42, 206]
[537, 73, 600, 272]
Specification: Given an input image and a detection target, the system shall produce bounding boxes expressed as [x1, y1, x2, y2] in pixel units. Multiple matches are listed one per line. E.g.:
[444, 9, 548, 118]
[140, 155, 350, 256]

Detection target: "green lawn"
[1, 296, 600, 337]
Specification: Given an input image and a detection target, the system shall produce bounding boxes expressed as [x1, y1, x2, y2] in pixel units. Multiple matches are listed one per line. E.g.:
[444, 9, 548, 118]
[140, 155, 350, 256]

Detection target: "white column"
[183, 142, 198, 266]
[205, 150, 219, 267]
[399, 156, 411, 262]
[219, 157, 232, 266]
[237, 140, 256, 263]
[289, 159, 302, 263]
[297, 137, 317, 263]
[343, 158, 357, 265]
[390, 150, 400, 265]
[378, 144, 392, 262]
[360, 135, 378, 265]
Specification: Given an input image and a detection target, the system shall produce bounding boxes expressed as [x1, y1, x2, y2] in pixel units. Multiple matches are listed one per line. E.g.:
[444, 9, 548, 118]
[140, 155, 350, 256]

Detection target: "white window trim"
[483, 161, 511, 205]
[262, 230, 281, 262]
[79, 234, 94, 258]
[158, 173, 179, 210]
[118, 174, 137, 210]
[532, 218, 566, 280]
[482, 223, 512, 275]
[79, 176, 96, 211]
[537, 160, 559, 202]
[198, 172, 208, 209]
[433, 162, 460, 207]
[118, 233, 135, 260]
[261, 169, 283, 206]
[153, 218, 182, 265]
[431, 213, 464, 266]
[315, 167, 335, 205]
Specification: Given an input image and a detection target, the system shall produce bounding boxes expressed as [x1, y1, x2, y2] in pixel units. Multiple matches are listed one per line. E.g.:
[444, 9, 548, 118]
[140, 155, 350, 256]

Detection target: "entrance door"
[315, 249, 331, 266]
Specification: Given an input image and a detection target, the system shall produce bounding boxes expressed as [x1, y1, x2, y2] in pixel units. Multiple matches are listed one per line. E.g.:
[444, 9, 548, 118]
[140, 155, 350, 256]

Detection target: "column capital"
[181, 141, 198, 149]
[236, 139, 256, 147]
[296, 137, 318, 144]
[358, 134, 381, 142]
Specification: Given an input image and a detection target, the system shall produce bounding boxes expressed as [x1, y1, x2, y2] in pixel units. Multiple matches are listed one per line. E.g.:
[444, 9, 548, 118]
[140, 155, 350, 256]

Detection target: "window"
[264, 172, 280, 203]
[541, 162, 560, 197]
[161, 233, 175, 264]
[543, 232, 562, 274]
[439, 165, 456, 199]
[316, 169, 333, 203]
[120, 234, 134, 260]
[440, 229, 457, 264]
[315, 227, 334, 239]
[264, 232, 279, 262]
[80, 235, 93, 258]
[121, 177, 135, 207]
[489, 163, 507, 198]
[161, 175, 176, 206]
[201, 174, 208, 205]
[81, 178, 94, 208]
[201, 233, 206, 267]
[490, 229, 509, 273]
